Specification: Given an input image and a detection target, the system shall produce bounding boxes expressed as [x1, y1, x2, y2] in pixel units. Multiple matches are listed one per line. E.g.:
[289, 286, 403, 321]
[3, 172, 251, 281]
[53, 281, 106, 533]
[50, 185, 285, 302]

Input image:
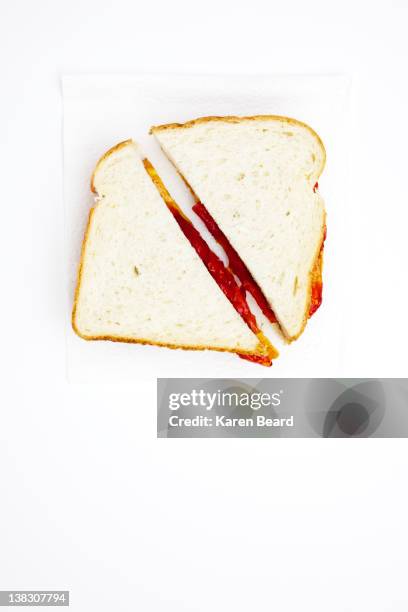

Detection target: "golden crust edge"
[90, 139, 133, 194]
[72, 140, 275, 363]
[72, 329, 272, 360]
[151, 115, 326, 342]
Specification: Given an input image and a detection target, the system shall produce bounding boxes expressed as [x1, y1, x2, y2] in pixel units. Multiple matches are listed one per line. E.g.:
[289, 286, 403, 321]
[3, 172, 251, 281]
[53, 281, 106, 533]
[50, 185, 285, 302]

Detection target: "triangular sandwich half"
[151, 116, 326, 341]
[72, 140, 276, 363]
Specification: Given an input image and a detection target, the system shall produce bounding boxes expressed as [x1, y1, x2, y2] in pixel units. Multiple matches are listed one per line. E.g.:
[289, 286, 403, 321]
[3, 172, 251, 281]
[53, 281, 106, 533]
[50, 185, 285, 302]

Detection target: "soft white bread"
[152, 116, 326, 340]
[72, 140, 269, 358]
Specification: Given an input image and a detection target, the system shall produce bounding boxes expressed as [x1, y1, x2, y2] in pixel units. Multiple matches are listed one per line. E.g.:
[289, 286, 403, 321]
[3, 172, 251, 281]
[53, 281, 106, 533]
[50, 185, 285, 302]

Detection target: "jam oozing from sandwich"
[169, 208, 275, 366]
[143, 158, 279, 365]
[309, 277, 322, 316]
[238, 352, 273, 366]
[193, 203, 278, 324]
[168, 206, 258, 334]
[308, 225, 326, 317]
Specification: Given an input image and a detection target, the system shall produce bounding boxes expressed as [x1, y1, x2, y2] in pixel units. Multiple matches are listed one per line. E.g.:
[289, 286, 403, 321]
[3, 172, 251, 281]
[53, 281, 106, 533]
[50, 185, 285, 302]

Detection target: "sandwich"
[72, 140, 277, 364]
[151, 116, 326, 341]
[72, 115, 326, 366]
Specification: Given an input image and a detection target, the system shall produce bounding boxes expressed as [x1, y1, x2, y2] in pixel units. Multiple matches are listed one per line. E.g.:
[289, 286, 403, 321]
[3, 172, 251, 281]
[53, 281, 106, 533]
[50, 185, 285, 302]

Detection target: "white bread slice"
[152, 116, 326, 340]
[72, 140, 271, 359]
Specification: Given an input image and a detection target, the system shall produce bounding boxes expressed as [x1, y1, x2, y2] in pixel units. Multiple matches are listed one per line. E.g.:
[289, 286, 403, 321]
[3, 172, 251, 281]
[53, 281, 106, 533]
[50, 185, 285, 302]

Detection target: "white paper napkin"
[63, 74, 350, 382]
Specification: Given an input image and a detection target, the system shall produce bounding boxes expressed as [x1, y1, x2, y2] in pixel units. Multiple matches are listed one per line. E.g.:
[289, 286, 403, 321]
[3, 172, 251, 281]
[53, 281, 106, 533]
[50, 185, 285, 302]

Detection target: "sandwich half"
[151, 116, 326, 341]
[72, 140, 277, 363]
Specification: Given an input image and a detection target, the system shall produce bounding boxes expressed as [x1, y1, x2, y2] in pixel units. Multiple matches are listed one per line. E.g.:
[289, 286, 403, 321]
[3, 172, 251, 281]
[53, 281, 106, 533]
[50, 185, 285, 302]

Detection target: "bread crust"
[90, 139, 133, 194]
[72, 140, 274, 362]
[151, 115, 326, 342]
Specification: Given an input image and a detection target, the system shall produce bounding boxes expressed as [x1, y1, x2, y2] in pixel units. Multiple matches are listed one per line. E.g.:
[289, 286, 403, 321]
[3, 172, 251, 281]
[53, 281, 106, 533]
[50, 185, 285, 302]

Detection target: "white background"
[1, 1, 408, 610]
